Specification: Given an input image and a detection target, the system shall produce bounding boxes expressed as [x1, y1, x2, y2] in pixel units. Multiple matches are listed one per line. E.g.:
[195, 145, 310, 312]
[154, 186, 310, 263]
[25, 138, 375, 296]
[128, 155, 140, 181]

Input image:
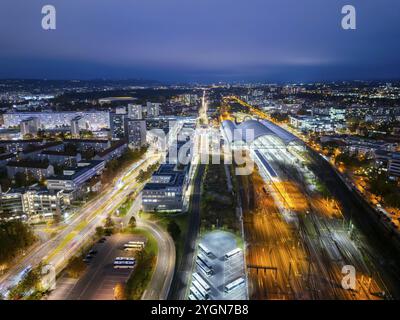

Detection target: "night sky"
[0, 0, 399, 82]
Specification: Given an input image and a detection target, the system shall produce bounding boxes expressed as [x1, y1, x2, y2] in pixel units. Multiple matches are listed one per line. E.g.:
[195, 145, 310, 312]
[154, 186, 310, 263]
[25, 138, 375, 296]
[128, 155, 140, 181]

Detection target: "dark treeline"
[0, 221, 36, 264]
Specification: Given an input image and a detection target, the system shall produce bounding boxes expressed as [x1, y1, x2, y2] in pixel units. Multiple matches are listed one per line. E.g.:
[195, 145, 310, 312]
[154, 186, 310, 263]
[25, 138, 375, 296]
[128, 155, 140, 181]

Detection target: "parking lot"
[49, 233, 141, 300]
[191, 230, 247, 300]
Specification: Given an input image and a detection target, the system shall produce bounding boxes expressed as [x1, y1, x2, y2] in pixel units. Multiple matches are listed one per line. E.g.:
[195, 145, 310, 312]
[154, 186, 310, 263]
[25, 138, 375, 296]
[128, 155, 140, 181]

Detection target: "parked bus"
[196, 259, 213, 276]
[192, 280, 209, 299]
[128, 240, 146, 248]
[198, 243, 212, 256]
[113, 260, 135, 269]
[190, 286, 204, 300]
[197, 253, 212, 269]
[192, 272, 210, 292]
[124, 243, 142, 249]
[224, 277, 245, 293]
[188, 293, 197, 300]
[114, 260, 135, 265]
[115, 257, 136, 261]
[224, 248, 242, 260]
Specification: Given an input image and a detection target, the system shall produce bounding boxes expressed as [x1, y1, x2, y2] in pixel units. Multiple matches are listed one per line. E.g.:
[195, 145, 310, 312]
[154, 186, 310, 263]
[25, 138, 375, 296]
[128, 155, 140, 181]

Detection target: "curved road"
[137, 215, 175, 300]
[120, 192, 176, 300]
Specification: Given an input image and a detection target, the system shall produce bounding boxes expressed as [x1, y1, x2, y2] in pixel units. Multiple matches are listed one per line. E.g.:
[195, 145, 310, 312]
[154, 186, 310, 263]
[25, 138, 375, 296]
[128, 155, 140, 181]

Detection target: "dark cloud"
[0, 0, 399, 82]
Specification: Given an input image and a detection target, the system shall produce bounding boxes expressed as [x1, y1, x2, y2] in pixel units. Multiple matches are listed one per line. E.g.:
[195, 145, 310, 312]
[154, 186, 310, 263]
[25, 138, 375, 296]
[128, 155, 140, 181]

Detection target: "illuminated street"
[0, 154, 161, 297]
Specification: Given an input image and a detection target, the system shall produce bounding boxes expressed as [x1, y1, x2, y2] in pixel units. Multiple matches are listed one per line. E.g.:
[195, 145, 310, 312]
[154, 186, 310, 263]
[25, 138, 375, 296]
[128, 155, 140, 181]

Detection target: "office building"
[146, 102, 160, 118]
[128, 104, 143, 120]
[94, 140, 128, 163]
[20, 117, 40, 136]
[47, 160, 105, 195]
[142, 129, 193, 213]
[6, 160, 55, 180]
[388, 152, 400, 179]
[142, 164, 188, 212]
[71, 116, 84, 138]
[23, 188, 68, 219]
[124, 118, 147, 149]
[110, 112, 126, 139]
[0, 190, 25, 220]
[4, 111, 109, 131]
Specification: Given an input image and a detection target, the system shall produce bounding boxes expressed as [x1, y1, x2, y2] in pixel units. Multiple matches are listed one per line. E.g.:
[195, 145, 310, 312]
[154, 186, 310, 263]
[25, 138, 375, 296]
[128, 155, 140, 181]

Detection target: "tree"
[0, 221, 36, 264]
[104, 216, 115, 235]
[14, 172, 38, 188]
[128, 216, 137, 228]
[66, 256, 86, 278]
[167, 221, 181, 241]
[105, 216, 114, 229]
[7, 265, 41, 299]
[114, 283, 126, 300]
[0, 177, 12, 191]
[270, 112, 288, 122]
[14, 172, 27, 187]
[95, 226, 105, 238]
[136, 162, 160, 183]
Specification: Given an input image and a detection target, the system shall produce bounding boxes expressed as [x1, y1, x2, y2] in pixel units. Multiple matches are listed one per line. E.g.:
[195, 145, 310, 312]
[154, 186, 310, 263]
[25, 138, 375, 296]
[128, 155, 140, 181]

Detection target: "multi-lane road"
[168, 163, 205, 300]
[0, 154, 160, 297]
[139, 212, 176, 300]
[48, 190, 176, 300]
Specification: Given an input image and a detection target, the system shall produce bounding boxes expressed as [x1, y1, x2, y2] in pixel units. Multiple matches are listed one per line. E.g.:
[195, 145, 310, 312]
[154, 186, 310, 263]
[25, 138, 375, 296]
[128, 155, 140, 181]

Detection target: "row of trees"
[334, 151, 370, 169]
[270, 112, 289, 123]
[167, 220, 181, 242]
[369, 171, 400, 209]
[201, 161, 238, 232]
[124, 249, 156, 300]
[7, 265, 42, 300]
[136, 162, 159, 183]
[0, 171, 39, 191]
[95, 215, 116, 237]
[102, 146, 148, 183]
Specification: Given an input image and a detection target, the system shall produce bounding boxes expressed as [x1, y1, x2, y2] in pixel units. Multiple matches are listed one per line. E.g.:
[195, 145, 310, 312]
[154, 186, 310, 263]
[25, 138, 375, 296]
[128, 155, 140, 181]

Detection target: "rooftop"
[22, 141, 63, 154]
[48, 160, 104, 181]
[64, 138, 109, 144]
[7, 160, 51, 169]
[96, 140, 127, 157]
[41, 150, 80, 157]
[222, 119, 300, 145]
[0, 153, 16, 161]
[143, 164, 186, 190]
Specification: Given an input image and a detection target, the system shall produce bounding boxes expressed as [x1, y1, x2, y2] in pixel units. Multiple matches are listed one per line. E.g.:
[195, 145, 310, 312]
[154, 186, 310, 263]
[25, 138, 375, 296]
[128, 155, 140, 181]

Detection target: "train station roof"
[222, 119, 300, 146]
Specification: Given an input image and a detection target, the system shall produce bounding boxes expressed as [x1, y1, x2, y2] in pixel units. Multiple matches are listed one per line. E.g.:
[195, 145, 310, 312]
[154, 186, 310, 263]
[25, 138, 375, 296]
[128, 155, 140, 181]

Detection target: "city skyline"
[1, 0, 400, 307]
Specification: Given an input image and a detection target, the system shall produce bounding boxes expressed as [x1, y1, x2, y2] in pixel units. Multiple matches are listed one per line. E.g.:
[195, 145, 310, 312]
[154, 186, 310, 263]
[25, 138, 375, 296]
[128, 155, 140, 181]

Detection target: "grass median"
[123, 227, 158, 300]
